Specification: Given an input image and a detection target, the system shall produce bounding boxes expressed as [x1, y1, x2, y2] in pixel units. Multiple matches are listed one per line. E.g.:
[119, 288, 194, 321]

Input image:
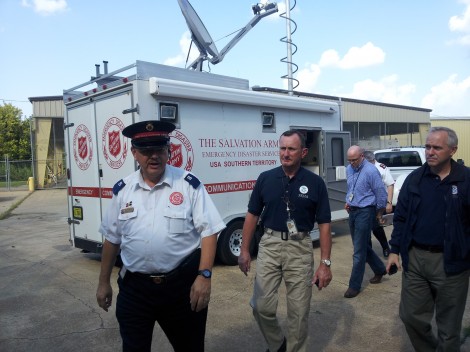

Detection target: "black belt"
[264, 227, 309, 241]
[128, 269, 180, 284]
[349, 205, 374, 211]
[127, 248, 200, 284]
[411, 241, 444, 253]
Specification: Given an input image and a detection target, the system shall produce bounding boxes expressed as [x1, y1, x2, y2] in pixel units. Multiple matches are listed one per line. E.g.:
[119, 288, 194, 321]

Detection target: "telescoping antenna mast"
[280, 0, 299, 95]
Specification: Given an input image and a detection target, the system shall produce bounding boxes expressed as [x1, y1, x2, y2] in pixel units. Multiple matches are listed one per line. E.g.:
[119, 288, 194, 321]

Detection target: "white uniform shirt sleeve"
[375, 162, 395, 187]
[99, 193, 122, 244]
[190, 181, 226, 238]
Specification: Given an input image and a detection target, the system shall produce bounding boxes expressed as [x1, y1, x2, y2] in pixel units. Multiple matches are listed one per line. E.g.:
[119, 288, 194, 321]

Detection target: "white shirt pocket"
[163, 208, 187, 234]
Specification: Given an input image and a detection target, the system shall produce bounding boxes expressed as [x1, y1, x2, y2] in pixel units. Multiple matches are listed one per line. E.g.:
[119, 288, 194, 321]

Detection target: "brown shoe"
[344, 288, 360, 298]
[369, 273, 384, 284]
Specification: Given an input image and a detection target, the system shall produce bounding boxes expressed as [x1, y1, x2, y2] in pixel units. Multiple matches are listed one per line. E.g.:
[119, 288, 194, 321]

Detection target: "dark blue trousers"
[116, 251, 207, 352]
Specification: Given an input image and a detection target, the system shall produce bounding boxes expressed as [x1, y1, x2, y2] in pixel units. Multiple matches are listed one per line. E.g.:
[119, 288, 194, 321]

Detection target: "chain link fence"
[0, 158, 67, 191]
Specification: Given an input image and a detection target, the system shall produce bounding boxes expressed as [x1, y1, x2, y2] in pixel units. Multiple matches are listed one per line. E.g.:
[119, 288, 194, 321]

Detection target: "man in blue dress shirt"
[344, 145, 387, 298]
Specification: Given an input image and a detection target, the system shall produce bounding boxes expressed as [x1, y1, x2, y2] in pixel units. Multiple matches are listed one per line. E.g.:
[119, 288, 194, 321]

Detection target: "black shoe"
[266, 337, 286, 352]
[344, 287, 360, 298]
[369, 271, 386, 284]
[383, 248, 390, 258]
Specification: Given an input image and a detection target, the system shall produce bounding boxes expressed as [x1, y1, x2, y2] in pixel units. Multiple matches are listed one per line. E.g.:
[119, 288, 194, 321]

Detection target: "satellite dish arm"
[213, 4, 278, 65]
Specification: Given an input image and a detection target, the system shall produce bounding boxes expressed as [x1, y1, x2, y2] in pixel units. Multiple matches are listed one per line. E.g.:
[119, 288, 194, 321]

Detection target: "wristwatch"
[320, 259, 331, 267]
[198, 269, 212, 278]
[387, 201, 393, 205]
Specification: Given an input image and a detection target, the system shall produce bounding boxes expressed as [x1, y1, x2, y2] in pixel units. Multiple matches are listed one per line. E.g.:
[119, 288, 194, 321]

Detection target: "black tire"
[216, 220, 245, 266]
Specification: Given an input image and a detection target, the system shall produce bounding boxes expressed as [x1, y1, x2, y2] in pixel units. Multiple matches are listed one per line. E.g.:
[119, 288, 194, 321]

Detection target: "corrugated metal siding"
[431, 119, 470, 164]
[342, 101, 430, 123]
[32, 100, 64, 118]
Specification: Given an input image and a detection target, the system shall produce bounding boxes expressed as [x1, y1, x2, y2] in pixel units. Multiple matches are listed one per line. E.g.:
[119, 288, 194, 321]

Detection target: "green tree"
[0, 103, 31, 160]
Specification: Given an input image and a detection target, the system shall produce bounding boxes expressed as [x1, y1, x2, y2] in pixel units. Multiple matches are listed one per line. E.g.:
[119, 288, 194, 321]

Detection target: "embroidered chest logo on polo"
[170, 192, 184, 205]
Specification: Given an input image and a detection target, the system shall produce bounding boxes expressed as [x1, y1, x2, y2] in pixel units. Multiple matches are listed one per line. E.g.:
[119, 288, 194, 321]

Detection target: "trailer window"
[262, 112, 275, 133]
[331, 138, 344, 166]
[160, 102, 179, 127]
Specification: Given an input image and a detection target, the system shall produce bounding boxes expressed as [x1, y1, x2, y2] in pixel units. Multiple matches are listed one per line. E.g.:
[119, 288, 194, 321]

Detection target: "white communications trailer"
[63, 60, 349, 265]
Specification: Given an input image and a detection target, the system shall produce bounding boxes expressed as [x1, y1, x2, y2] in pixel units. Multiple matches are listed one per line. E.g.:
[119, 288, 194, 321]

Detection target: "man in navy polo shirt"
[387, 127, 470, 351]
[238, 129, 332, 352]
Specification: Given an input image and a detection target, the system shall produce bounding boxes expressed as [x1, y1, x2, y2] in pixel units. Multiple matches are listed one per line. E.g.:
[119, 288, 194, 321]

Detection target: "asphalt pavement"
[1, 189, 469, 352]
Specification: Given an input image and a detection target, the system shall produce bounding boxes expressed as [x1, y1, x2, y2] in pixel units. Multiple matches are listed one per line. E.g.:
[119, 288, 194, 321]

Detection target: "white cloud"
[22, 0, 68, 15]
[294, 63, 321, 92]
[448, 0, 470, 46]
[344, 75, 416, 106]
[421, 74, 470, 116]
[319, 42, 385, 69]
[164, 31, 200, 68]
[449, 0, 470, 32]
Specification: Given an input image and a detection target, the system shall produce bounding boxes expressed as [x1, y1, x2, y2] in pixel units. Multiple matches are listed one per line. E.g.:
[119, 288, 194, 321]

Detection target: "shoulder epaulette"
[184, 173, 200, 189]
[113, 179, 126, 195]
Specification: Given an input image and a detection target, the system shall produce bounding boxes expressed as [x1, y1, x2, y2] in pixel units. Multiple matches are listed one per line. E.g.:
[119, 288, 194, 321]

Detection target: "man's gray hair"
[429, 126, 458, 147]
[363, 150, 375, 162]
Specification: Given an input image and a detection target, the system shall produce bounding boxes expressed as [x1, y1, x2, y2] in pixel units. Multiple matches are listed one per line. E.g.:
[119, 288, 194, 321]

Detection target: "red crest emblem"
[108, 130, 121, 158]
[169, 143, 183, 168]
[78, 136, 88, 159]
[169, 192, 184, 205]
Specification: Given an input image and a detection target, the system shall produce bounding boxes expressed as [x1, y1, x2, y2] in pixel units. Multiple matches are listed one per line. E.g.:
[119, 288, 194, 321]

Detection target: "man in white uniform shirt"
[96, 120, 225, 352]
[363, 151, 394, 257]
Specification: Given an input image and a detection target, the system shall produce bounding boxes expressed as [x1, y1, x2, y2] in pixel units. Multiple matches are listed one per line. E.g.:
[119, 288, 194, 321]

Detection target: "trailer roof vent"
[262, 112, 275, 133]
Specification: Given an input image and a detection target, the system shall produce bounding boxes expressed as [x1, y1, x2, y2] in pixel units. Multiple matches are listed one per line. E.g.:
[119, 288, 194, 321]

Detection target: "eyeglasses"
[347, 155, 362, 163]
[136, 147, 168, 157]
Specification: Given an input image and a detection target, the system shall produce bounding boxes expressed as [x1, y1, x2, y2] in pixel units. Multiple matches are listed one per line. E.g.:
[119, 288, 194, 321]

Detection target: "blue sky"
[1, 0, 470, 118]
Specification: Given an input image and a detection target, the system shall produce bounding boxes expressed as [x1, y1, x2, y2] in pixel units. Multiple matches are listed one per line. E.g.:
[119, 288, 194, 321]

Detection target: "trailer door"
[66, 89, 135, 252]
[322, 131, 350, 221]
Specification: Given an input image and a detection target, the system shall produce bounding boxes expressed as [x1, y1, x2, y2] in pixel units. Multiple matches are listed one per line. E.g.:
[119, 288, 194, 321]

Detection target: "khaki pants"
[400, 247, 470, 352]
[251, 232, 314, 352]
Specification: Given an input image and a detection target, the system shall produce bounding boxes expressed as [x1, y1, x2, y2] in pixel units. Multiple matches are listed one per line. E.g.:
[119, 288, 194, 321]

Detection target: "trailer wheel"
[216, 220, 245, 266]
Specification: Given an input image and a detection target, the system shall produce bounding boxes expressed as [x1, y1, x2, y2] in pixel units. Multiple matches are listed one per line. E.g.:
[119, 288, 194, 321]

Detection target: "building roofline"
[28, 95, 63, 103]
[251, 86, 433, 113]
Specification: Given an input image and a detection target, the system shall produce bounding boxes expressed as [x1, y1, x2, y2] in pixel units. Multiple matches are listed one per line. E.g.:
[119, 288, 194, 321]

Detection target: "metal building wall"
[32, 98, 64, 118]
[29, 96, 65, 189]
[342, 100, 430, 123]
[431, 118, 470, 165]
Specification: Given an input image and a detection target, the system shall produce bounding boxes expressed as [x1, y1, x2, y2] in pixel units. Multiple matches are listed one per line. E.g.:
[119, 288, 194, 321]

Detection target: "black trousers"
[370, 218, 390, 251]
[116, 250, 207, 352]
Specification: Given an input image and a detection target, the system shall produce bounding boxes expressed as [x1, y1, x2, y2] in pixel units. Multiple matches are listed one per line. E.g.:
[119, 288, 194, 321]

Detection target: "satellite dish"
[177, 0, 278, 71]
[177, 0, 219, 59]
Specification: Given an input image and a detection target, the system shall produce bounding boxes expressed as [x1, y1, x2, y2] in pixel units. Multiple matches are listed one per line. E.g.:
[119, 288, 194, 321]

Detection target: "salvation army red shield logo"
[102, 117, 127, 169]
[108, 130, 121, 158]
[73, 124, 93, 170]
[168, 130, 194, 171]
[78, 136, 88, 159]
[170, 143, 183, 168]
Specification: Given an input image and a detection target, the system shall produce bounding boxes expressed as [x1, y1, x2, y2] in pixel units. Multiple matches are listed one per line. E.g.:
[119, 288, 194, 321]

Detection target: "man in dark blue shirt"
[238, 130, 332, 352]
[387, 127, 470, 351]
